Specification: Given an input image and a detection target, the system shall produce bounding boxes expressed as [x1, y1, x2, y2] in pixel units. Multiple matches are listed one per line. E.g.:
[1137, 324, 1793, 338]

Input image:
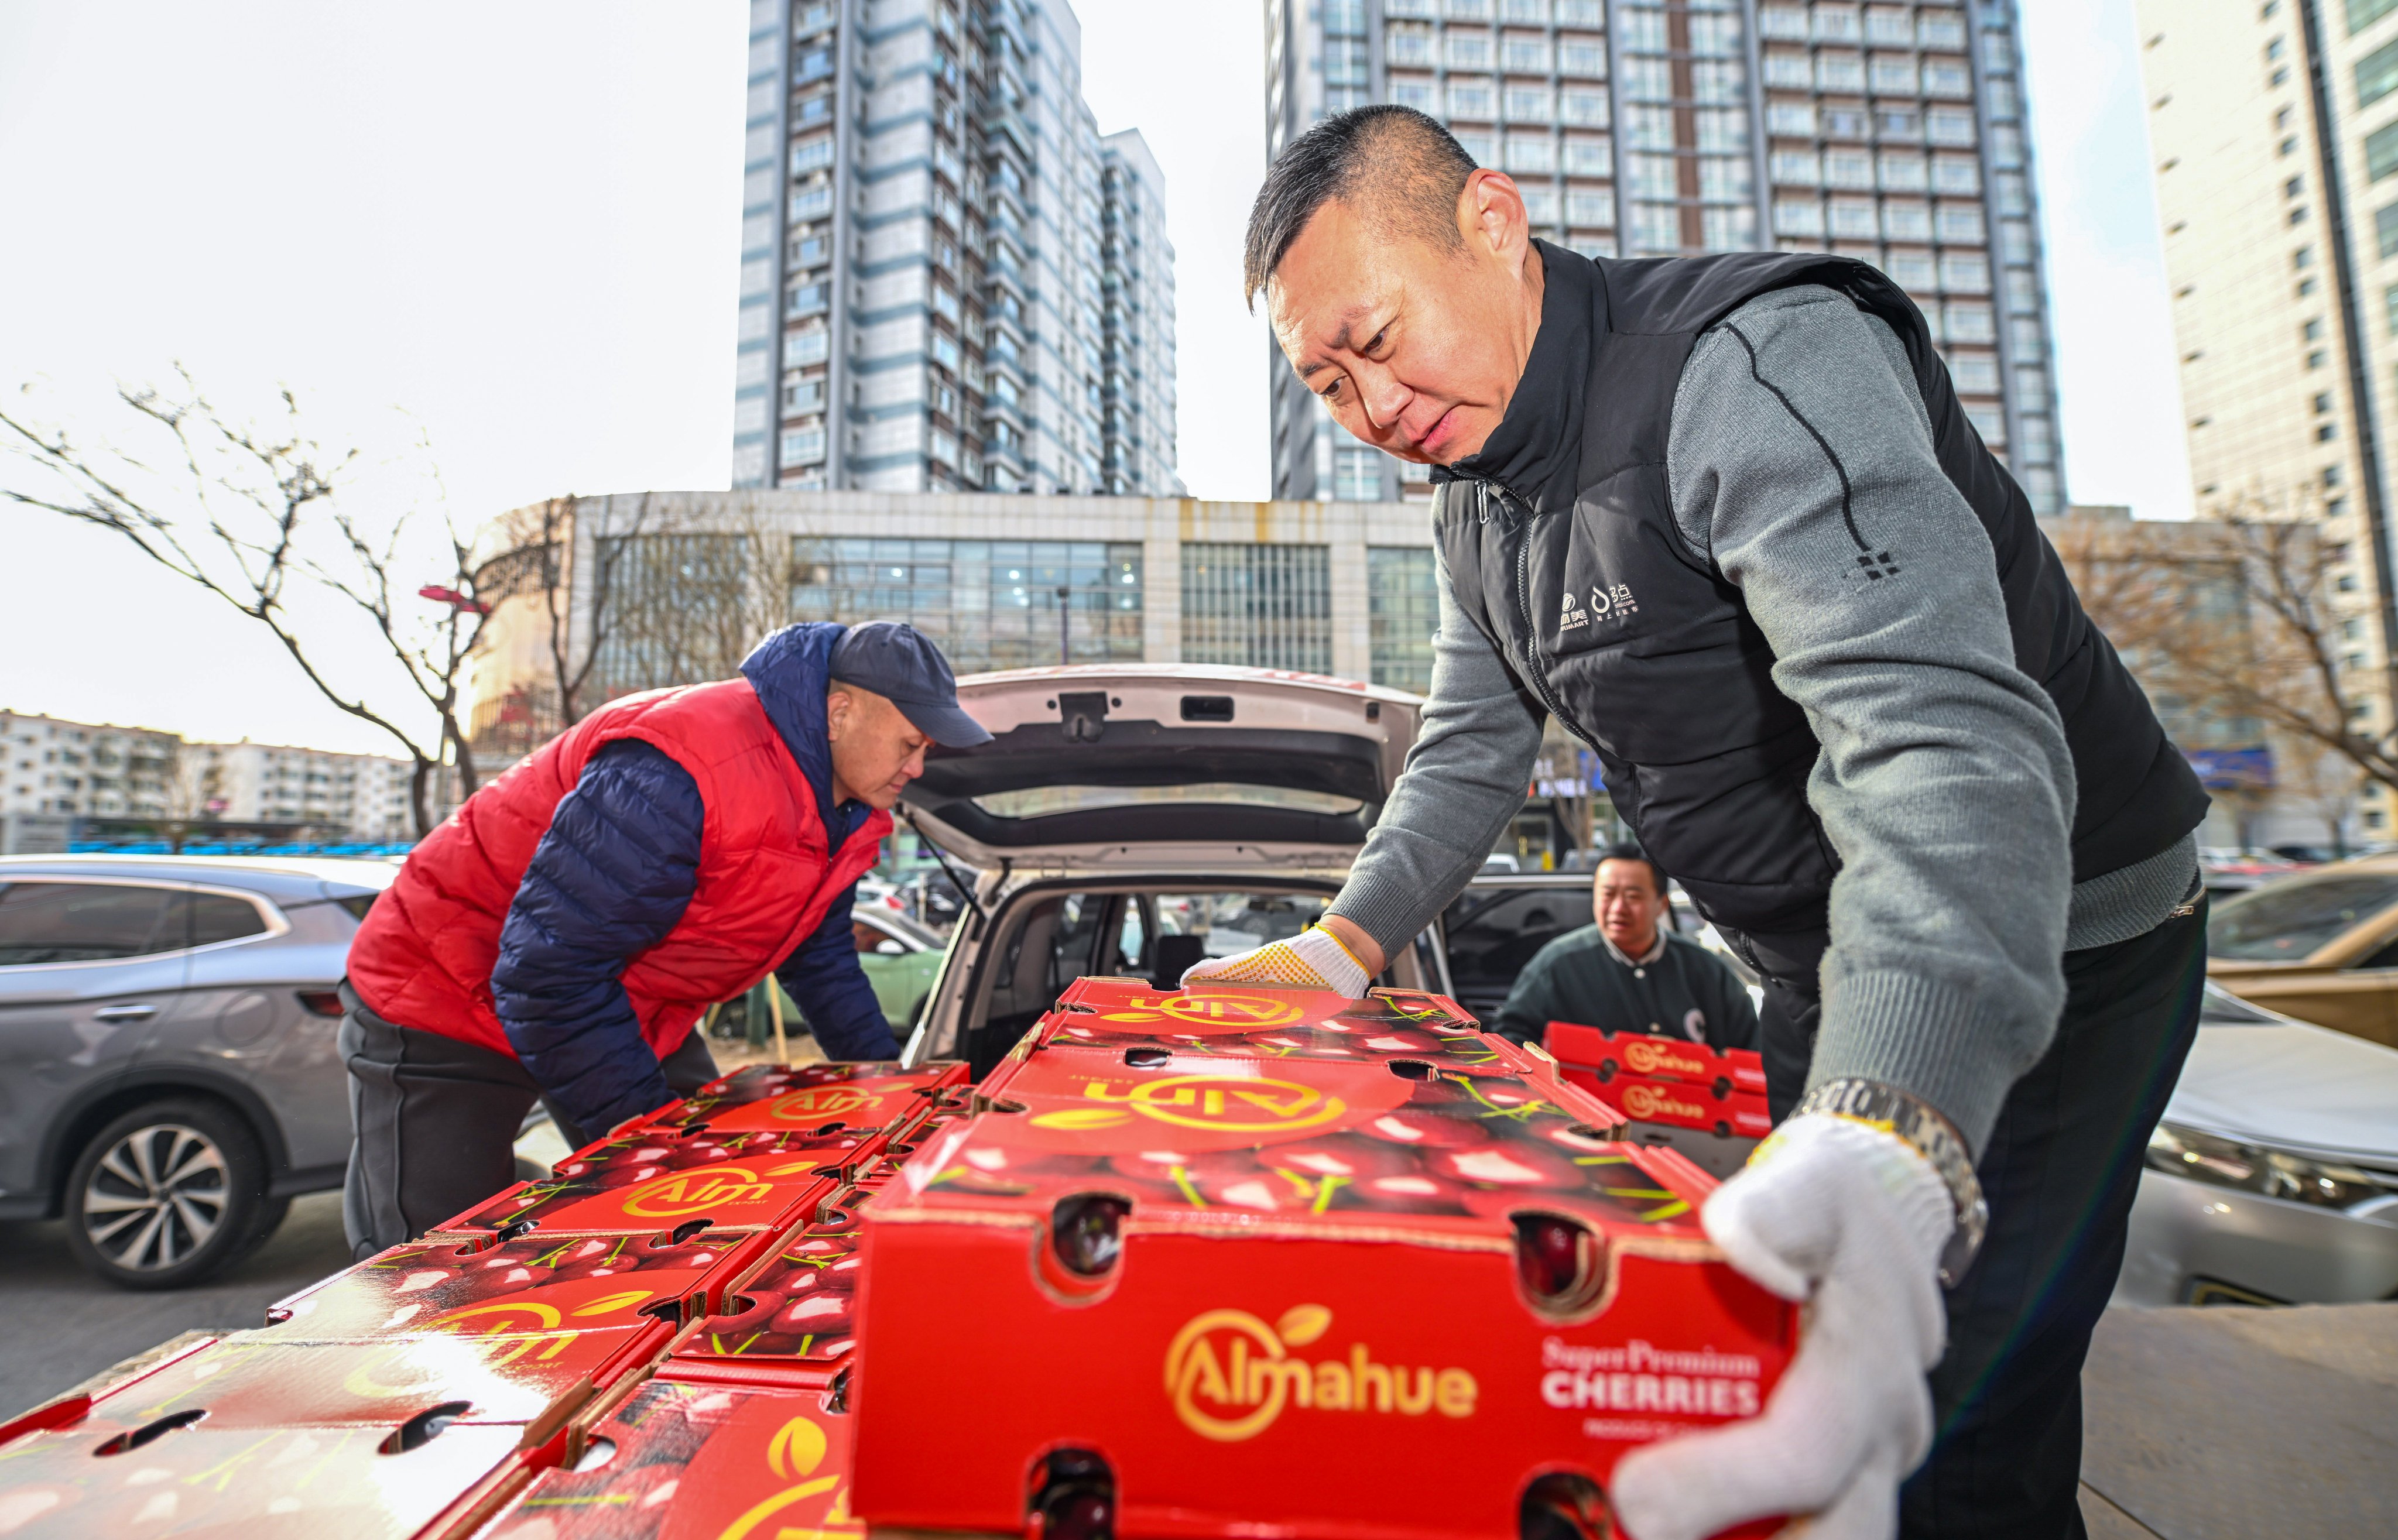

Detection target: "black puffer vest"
[1437, 243, 2207, 992]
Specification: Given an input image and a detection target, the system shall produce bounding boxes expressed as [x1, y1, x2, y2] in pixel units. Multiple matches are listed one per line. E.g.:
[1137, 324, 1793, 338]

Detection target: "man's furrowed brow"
[1296, 304, 1377, 378]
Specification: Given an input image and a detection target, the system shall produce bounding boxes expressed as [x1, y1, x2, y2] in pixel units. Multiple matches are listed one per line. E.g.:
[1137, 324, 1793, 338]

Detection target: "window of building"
[1505, 85, 1554, 124]
[1503, 35, 1553, 73]
[1566, 187, 1616, 227]
[1936, 203, 1986, 242]
[1560, 88, 1611, 127]
[1772, 149, 1823, 186]
[1367, 547, 1439, 694]
[1562, 135, 1612, 175]
[2370, 121, 2398, 181]
[1506, 130, 1557, 173]
[1448, 78, 1496, 120]
[1445, 30, 1495, 71]
[2300, 276, 2321, 296]
[1950, 353, 1999, 395]
[788, 539, 1143, 674]
[2310, 348, 2331, 369]
[1886, 249, 1937, 290]
[1944, 301, 1996, 342]
[2321, 422, 2341, 440]
[1883, 201, 1931, 240]
[2307, 317, 2327, 339]
[1181, 544, 1332, 674]
[2379, 202, 2398, 257]
[2352, 0, 2398, 34]
[2281, 135, 2301, 156]
[1774, 198, 1827, 237]
[1767, 101, 1818, 137]
[1332, 447, 1386, 502]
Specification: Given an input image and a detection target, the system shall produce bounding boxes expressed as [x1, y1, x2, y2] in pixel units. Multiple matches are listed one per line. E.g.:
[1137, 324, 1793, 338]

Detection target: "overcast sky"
[0, 0, 2184, 756]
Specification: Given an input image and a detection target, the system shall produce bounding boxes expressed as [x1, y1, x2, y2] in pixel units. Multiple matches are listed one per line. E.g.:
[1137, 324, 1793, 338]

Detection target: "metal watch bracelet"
[1795, 1077, 1990, 1288]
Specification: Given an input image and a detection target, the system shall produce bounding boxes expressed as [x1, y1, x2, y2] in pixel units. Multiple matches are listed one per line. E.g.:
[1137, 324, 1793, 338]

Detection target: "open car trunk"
[897, 667, 1430, 1077]
[899, 664, 1422, 871]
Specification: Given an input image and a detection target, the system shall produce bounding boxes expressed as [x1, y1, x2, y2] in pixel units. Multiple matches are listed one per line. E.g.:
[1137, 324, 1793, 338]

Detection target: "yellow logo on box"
[1099, 992, 1307, 1030]
[1622, 1041, 1707, 1078]
[763, 1086, 877, 1120]
[1068, 1073, 1346, 1135]
[1164, 1305, 1478, 1441]
[619, 1166, 776, 1217]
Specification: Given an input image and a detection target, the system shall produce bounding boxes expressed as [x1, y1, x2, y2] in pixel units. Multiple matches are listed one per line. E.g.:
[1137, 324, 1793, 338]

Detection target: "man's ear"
[1459, 169, 1530, 266]
[825, 685, 853, 742]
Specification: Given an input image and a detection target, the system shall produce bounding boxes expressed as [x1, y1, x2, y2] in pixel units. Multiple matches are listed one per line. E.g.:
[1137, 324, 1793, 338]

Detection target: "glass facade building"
[1180, 543, 1336, 673]
[1265, 0, 2065, 515]
[789, 537, 1145, 670]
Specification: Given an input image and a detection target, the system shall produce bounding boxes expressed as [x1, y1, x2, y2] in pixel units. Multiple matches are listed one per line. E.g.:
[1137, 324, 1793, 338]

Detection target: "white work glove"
[1612, 1113, 1955, 1540]
[1179, 925, 1369, 996]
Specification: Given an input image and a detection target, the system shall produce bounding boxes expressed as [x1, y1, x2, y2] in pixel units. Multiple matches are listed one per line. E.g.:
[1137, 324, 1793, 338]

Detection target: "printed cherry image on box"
[473, 1374, 861, 1540]
[849, 979, 1796, 1539]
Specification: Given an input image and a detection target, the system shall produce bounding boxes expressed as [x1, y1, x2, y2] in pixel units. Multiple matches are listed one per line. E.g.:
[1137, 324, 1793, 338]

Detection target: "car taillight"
[296, 990, 345, 1018]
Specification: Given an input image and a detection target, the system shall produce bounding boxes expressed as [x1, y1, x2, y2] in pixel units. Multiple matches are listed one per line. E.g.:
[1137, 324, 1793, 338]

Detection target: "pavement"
[0, 1191, 354, 1419]
[2079, 1301, 2398, 1538]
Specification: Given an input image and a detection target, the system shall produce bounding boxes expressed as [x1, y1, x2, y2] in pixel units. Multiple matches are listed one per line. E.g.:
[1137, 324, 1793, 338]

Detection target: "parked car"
[851, 903, 945, 1030]
[2205, 856, 2398, 1048]
[0, 855, 396, 1287]
[897, 664, 1436, 1079]
[2114, 983, 2398, 1306]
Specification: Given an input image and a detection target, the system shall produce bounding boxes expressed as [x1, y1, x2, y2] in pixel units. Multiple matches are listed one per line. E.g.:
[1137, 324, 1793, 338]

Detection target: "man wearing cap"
[338, 620, 989, 1256]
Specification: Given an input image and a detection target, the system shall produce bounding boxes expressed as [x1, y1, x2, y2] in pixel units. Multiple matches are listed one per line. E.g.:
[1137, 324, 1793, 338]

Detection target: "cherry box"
[849, 985, 1793, 1539]
[470, 1375, 859, 1540]
[433, 1126, 868, 1240]
[632, 1061, 967, 1140]
[1543, 1023, 1769, 1099]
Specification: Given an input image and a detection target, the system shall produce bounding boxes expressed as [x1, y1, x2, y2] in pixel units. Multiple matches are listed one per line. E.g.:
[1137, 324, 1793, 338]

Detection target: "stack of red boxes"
[1544, 1021, 1773, 1177]
[849, 980, 1796, 1539]
[0, 1059, 961, 1540]
[0, 992, 1791, 1539]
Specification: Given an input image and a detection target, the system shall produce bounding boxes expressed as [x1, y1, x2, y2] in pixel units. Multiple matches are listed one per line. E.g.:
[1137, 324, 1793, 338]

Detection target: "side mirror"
[874, 938, 906, 956]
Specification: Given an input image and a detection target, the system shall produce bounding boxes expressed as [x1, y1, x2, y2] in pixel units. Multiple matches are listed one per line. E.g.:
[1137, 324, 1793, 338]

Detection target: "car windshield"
[2207, 873, 2398, 961]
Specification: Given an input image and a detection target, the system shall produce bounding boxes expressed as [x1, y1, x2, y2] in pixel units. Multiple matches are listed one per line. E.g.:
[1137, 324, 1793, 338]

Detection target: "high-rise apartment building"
[731, 0, 1179, 497]
[2138, 0, 2398, 830]
[1265, 0, 2064, 515]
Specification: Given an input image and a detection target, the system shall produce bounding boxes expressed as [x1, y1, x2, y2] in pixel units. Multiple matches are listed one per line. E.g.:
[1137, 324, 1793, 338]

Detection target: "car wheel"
[64, 1099, 276, 1290]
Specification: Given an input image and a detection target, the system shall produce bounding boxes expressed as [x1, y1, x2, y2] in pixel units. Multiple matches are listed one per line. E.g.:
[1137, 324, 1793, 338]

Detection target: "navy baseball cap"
[829, 623, 993, 747]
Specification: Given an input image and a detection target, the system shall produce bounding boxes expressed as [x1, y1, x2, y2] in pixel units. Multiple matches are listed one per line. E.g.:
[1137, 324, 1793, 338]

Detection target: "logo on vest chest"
[1558, 583, 1638, 635]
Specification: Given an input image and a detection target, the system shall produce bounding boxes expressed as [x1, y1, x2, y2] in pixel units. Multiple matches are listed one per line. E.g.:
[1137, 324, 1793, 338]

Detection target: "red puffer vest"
[348, 680, 890, 1059]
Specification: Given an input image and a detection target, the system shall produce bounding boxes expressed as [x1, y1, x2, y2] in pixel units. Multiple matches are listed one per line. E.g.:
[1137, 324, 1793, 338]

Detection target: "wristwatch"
[1795, 1077, 1989, 1288]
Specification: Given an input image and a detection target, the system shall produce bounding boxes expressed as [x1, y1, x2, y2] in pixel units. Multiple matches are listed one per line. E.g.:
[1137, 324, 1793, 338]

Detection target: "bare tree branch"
[1, 373, 498, 836]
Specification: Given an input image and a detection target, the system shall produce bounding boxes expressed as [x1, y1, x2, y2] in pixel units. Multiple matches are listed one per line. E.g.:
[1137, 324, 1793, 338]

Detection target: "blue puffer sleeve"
[491, 740, 703, 1137]
[775, 885, 900, 1060]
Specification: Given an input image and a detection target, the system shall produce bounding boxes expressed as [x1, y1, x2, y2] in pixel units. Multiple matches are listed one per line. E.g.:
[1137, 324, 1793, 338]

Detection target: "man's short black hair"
[1242, 104, 1480, 310]
[1592, 842, 1669, 896]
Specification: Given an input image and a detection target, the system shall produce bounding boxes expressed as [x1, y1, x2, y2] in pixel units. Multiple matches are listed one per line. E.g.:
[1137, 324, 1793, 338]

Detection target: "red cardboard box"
[850, 983, 1794, 1539]
[262, 1227, 765, 1342]
[1041, 979, 1533, 1078]
[0, 1414, 530, 1539]
[1559, 1069, 1774, 1142]
[634, 1061, 965, 1140]
[434, 1127, 866, 1239]
[667, 1212, 867, 1387]
[470, 1376, 859, 1540]
[1544, 1022, 1769, 1099]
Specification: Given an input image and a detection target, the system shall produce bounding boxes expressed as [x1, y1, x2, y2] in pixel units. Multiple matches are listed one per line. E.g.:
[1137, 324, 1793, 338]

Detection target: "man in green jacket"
[1494, 845, 1759, 1051]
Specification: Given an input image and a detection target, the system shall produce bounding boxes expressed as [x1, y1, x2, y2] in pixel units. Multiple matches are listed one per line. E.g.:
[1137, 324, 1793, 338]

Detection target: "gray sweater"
[1329, 286, 2197, 1153]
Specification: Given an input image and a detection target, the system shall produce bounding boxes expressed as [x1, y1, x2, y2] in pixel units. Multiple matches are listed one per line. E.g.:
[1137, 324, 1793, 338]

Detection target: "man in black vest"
[1190, 107, 2208, 1540]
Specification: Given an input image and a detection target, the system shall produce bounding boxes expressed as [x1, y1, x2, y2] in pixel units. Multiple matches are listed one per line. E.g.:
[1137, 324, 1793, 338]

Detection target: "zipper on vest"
[1478, 476, 1601, 753]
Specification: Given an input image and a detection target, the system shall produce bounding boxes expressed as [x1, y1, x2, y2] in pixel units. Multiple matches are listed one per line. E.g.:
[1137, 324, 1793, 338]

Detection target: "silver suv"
[0, 855, 396, 1288]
